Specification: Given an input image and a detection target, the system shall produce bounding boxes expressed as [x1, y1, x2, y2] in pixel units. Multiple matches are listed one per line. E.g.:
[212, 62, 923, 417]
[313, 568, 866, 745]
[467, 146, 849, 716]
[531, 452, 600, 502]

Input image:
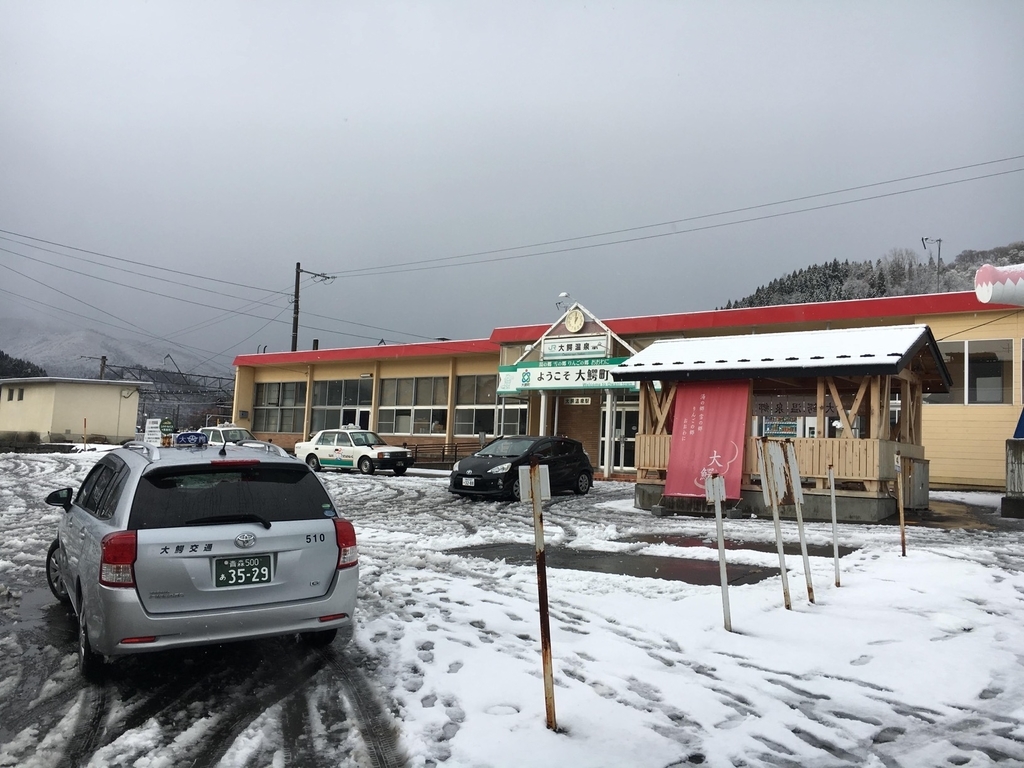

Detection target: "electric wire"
[3, 154, 1022, 363]
[323, 155, 1024, 276]
[325, 166, 1024, 278]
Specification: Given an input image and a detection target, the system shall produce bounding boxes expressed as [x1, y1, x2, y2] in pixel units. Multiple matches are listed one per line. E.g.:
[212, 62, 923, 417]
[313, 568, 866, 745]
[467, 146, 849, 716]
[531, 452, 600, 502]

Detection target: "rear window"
[129, 464, 337, 530]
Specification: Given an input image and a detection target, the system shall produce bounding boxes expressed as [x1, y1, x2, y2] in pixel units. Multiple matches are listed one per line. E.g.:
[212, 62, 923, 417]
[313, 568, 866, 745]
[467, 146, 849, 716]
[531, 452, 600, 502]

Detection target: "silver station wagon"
[45, 435, 358, 680]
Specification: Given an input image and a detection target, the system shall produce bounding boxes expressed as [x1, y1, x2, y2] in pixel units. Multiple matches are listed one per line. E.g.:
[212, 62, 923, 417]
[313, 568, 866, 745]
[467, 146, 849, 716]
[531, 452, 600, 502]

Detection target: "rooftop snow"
[613, 324, 951, 390]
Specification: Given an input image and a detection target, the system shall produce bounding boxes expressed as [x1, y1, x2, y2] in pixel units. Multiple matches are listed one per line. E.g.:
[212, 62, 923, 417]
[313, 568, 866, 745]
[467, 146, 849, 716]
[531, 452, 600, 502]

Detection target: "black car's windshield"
[350, 431, 385, 447]
[476, 438, 536, 458]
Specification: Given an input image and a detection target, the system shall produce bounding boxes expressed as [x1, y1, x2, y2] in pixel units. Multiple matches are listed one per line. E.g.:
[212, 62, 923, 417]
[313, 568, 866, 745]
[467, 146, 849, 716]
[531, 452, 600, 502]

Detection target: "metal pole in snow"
[896, 452, 907, 557]
[757, 439, 792, 611]
[828, 465, 840, 587]
[783, 441, 814, 604]
[706, 473, 732, 632]
[530, 459, 557, 731]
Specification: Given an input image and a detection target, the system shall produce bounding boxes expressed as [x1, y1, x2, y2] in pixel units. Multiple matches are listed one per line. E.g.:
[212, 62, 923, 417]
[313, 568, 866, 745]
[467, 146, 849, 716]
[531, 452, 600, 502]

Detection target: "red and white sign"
[665, 381, 749, 500]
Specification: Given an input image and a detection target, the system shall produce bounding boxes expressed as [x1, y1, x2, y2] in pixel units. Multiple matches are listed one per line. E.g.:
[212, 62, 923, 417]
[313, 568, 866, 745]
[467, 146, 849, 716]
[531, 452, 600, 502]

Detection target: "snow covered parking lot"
[1, 452, 1024, 767]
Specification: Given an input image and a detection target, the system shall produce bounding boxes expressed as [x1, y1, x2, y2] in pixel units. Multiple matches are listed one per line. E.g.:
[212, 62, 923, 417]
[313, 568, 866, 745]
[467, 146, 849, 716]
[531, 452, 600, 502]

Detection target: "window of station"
[378, 377, 448, 435]
[252, 382, 307, 432]
[311, 379, 373, 431]
[499, 396, 529, 436]
[454, 375, 497, 436]
[925, 339, 1011, 404]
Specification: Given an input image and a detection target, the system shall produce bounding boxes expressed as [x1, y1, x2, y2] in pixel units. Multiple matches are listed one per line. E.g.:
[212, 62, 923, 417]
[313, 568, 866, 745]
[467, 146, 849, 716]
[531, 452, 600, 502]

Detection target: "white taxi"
[294, 428, 414, 476]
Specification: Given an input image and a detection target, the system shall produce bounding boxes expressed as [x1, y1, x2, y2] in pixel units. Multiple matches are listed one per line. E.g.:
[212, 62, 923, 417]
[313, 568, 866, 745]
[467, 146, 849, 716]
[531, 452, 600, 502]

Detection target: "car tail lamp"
[210, 459, 261, 467]
[333, 519, 358, 569]
[100, 531, 137, 587]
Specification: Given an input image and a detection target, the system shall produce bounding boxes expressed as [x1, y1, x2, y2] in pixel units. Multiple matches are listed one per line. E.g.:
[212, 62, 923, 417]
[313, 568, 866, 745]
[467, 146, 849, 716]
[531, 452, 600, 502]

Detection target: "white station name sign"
[541, 334, 608, 360]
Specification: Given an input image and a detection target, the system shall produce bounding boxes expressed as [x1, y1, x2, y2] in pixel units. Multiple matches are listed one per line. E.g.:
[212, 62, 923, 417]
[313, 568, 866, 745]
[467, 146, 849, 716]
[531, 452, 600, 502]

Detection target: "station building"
[231, 290, 1020, 492]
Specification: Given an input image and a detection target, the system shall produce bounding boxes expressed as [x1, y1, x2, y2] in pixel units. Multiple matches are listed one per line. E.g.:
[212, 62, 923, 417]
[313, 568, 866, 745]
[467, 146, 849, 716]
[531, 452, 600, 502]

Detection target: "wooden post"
[757, 438, 792, 610]
[783, 440, 814, 604]
[527, 459, 557, 731]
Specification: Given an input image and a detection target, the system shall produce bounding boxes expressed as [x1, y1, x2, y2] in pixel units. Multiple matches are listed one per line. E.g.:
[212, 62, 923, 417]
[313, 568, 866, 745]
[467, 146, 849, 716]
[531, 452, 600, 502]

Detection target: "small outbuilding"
[612, 324, 952, 522]
[0, 377, 143, 445]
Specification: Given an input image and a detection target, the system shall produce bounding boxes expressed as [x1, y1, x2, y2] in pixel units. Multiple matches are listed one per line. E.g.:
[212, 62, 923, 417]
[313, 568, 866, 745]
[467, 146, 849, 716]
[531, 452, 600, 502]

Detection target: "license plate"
[462, 477, 475, 487]
[215, 555, 272, 587]
[396, 461, 404, 467]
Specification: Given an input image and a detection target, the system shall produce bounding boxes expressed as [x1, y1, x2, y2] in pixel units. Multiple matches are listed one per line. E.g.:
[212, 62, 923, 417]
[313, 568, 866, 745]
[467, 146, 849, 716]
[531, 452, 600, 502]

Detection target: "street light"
[922, 237, 942, 292]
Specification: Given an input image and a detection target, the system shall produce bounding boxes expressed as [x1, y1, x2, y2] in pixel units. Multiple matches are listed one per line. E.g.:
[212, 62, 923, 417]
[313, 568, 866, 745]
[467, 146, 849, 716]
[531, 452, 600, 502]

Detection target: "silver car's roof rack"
[122, 441, 160, 462]
[235, 439, 290, 458]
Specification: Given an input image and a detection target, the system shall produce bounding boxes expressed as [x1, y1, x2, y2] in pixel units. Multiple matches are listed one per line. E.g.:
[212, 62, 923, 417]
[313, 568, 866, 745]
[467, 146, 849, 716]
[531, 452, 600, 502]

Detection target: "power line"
[0, 243, 291, 311]
[324, 166, 1024, 279]
[3, 153, 1021, 357]
[0, 230, 287, 296]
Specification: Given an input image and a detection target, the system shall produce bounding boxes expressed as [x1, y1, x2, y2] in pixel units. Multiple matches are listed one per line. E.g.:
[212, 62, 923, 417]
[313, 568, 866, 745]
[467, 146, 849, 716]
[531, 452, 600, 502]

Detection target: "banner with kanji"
[665, 380, 749, 500]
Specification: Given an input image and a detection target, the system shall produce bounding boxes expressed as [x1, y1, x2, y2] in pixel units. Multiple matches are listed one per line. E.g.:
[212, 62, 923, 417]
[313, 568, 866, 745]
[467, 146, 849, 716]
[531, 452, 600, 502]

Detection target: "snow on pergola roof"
[612, 324, 952, 392]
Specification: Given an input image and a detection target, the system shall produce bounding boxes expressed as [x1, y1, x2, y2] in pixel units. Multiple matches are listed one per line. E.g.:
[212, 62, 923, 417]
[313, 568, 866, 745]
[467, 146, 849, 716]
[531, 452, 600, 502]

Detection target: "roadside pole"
[706, 473, 732, 632]
[896, 452, 907, 557]
[521, 459, 557, 731]
[757, 438, 792, 611]
[783, 441, 814, 604]
[828, 465, 841, 587]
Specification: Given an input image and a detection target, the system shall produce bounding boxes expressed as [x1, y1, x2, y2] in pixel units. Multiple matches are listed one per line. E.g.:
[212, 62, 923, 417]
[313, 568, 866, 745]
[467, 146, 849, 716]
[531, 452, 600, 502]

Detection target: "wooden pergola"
[612, 325, 952, 515]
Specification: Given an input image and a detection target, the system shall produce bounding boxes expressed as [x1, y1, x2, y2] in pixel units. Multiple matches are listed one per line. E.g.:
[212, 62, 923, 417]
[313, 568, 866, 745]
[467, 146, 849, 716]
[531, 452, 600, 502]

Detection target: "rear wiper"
[185, 514, 272, 529]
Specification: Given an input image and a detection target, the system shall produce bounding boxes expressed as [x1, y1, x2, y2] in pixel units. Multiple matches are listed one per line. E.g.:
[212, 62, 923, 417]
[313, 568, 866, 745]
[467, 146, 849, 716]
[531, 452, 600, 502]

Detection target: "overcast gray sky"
[1, 1, 1022, 372]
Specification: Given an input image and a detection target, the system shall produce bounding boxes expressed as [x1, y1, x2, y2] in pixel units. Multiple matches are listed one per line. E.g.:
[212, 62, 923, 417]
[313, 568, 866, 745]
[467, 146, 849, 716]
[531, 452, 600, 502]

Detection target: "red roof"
[234, 292, 1017, 367]
[233, 338, 498, 367]
[489, 291, 1011, 343]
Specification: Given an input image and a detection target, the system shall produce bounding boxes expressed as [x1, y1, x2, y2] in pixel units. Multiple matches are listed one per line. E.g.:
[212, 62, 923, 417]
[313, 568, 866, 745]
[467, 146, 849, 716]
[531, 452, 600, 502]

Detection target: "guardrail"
[401, 441, 481, 469]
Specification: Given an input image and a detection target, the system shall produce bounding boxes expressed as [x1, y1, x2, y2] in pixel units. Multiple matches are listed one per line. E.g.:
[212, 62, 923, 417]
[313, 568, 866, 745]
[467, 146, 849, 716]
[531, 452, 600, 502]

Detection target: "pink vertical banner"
[664, 380, 749, 499]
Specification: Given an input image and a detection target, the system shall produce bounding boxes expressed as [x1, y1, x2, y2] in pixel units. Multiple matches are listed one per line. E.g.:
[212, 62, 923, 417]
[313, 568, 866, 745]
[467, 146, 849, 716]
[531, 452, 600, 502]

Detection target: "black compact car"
[448, 436, 593, 501]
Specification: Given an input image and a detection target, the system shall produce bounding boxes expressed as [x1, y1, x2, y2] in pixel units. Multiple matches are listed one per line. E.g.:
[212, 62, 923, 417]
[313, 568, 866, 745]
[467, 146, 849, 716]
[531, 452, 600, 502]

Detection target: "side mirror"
[45, 487, 74, 511]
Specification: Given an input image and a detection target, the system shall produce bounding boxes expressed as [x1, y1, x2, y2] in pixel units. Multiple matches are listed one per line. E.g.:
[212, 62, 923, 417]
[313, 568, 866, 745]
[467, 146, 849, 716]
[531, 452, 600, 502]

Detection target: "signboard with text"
[541, 334, 609, 360]
[498, 358, 636, 394]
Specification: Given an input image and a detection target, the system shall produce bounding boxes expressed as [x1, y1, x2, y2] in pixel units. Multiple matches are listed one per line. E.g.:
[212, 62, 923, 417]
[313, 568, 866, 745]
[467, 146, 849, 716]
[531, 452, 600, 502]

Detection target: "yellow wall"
[0, 383, 56, 434]
[0, 382, 138, 442]
[51, 383, 139, 442]
[233, 366, 256, 429]
[917, 309, 1024, 488]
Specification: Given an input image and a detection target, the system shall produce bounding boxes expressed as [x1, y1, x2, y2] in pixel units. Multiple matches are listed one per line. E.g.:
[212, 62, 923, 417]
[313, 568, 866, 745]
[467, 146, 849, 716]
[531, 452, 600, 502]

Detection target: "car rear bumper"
[86, 566, 359, 656]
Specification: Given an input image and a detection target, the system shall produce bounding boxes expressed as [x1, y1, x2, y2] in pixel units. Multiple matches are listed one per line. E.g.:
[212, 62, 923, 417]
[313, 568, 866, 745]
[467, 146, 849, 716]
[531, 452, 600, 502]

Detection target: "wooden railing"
[635, 434, 924, 483]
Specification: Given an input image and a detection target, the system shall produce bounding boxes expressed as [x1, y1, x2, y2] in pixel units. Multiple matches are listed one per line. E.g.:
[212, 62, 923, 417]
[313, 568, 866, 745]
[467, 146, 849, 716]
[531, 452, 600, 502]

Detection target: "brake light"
[210, 459, 261, 466]
[333, 519, 358, 569]
[100, 531, 137, 587]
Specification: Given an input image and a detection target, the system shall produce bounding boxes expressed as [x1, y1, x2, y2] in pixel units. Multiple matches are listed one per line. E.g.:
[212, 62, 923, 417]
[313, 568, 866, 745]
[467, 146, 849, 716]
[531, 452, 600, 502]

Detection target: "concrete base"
[635, 482, 897, 523]
[1001, 496, 1024, 518]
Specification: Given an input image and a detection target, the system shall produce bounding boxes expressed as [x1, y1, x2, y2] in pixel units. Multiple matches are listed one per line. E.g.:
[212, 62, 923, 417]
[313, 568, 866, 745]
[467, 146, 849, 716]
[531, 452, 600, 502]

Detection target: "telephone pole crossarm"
[291, 262, 336, 352]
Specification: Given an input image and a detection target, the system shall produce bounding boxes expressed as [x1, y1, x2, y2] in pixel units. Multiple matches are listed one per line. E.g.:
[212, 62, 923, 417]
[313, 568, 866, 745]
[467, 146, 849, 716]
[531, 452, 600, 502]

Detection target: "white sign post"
[705, 473, 732, 632]
[143, 418, 162, 445]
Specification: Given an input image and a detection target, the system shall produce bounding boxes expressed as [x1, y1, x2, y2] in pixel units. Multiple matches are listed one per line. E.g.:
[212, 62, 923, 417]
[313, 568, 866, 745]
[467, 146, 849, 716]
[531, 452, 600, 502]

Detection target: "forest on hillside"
[724, 240, 1024, 309]
[0, 350, 47, 379]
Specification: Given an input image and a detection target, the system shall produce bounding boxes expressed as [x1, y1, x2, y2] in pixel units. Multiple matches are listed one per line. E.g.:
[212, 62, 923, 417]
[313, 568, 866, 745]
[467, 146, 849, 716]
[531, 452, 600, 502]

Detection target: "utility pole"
[291, 262, 335, 352]
[922, 237, 942, 292]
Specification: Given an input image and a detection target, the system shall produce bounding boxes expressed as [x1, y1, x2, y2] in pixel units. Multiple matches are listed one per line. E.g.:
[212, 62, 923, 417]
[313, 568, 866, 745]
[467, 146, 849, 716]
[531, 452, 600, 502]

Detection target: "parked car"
[448, 435, 593, 501]
[293, 428, 414, 476]
[44, 435, 358, 680]
[200, 424, 256, 445]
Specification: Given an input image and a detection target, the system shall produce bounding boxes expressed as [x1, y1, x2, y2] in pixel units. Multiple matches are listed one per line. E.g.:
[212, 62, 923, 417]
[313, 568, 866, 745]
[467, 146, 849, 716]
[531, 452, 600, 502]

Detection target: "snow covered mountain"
[0, 316, 228, 379]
